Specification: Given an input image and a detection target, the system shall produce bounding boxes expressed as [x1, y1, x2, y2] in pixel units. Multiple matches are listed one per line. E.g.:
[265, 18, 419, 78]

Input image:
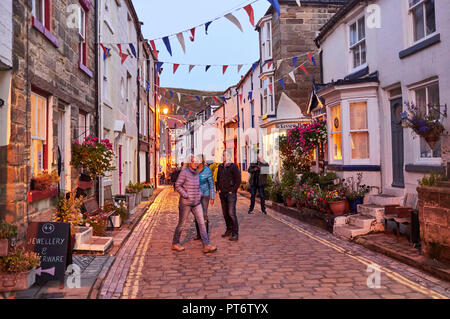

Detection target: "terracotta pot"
[329, 200, 346, 216]
[286, 197, 296, 207]
[0, 268, 36, 292]
[0, 238, 9, 257]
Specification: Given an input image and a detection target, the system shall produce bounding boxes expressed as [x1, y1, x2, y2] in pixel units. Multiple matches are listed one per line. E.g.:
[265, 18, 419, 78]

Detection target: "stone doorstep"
[357, 204, 385, 222]
[354, 236, 450, 282]
[76, 236, 113, 253]
[348, 214, 376, 229]
[334, 225, 368, 239]
[368, 194, 404, 206]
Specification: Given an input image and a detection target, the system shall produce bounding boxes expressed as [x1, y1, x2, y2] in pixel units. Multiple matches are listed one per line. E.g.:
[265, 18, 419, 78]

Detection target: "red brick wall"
[417, 185, 450, 264]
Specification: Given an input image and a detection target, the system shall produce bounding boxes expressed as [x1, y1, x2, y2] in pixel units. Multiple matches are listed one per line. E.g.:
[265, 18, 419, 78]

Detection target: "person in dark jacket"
[216, 150, 241, 241]
[171, 163, 183, 190]
[248, 155, 269, 215]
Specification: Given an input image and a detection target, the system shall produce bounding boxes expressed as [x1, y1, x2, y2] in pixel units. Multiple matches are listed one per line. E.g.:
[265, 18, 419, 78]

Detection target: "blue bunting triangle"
[156, 62, 164, 73]
[162, 36, 172, 56]
[252, 62, 258, 73]
[248, 91, 253, 101]
[205, 65, 211, 72]
[268, 0, 281, 18]
[292, 56, 298, 67]
[205, 21, 212, 34]
[170, 91, 174, 98]
[129, 43, 137, 58]
[278, 79, 285, 90]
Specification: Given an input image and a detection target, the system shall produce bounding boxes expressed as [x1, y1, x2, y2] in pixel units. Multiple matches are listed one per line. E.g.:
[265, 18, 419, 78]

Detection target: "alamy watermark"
[366, 264, 381, 289]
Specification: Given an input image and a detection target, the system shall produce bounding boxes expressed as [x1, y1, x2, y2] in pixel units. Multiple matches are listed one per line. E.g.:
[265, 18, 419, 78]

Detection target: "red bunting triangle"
[243, 4, 255, 27]
[300, 64, 308, 74]
[239, 94, 243, 104]
[307, 52, 313, 64]
[173, 64, 180, 74]
[268, 61, 273, 69]
[212, 96, 219, 104]
[117, 44, 128, 64]
[223, 65, 229, 74]
[189, 28, 196, 42]
[186, 94, 193, 99]
[268, 83, 273, 94]
[150, 40, 158, 59]
[162, 88, 166, 95]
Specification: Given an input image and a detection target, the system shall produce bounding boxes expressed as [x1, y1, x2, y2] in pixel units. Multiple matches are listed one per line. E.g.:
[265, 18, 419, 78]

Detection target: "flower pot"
[286, 197, 296, 207]
[110, 215, 122, 228]
[135, 192, 142, 205]
[126, 193, 136, 214]
[0, 268, 36, 292]
[0, 239, 9, 257]
[142, 188, 153, 199]
[349, 197, 364, 213]
[329, 200, 346, 216]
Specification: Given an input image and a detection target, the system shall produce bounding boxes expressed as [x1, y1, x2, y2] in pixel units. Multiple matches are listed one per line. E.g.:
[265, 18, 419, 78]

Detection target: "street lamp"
[163, 107, 169, 115]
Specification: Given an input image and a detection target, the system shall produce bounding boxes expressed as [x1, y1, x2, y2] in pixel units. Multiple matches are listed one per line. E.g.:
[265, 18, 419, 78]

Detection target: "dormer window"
[349, 16, 366, 69]
[260, 20, 272, 62]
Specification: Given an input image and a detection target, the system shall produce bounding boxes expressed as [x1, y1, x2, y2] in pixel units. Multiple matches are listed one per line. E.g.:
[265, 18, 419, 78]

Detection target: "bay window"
[330, 105, 342, 161]
[414, 82, 441, 158]
[349, 16, 366, 69]
[31, 92, 48, 176]
[409, 0, 436, 42]
[350, 102, 370, 159]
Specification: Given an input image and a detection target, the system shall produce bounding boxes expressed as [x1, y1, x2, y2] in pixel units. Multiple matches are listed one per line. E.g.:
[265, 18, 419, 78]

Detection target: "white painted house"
[315, 0, 450, 196]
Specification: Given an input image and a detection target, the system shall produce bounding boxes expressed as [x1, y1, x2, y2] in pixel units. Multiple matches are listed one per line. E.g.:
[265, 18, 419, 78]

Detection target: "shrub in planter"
[293, 185, 309, 210]
[142, 183, 154, 198]
[54, 191, 85, 235]
[282, 185, 296, 207]
[300, 171, 319, 186]
[30, 170, 59, 192]
[343, 173, 371, 213]
[0, 247, 40, 292]
[85, 214, 107, 236]
[0, 221, 18, 257]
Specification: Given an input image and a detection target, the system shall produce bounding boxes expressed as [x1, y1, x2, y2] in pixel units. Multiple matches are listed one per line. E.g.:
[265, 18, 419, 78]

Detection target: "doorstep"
[354, 233, 450, 282]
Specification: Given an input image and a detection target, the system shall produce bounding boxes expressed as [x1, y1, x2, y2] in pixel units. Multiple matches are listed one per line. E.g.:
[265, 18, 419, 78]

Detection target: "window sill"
[327, 164, 381, 172]
[405, 164, 444, 174]
[28, 188, 58, 203]
[79, 62, 93, 78]
[399, 33, 440, 59]
[32, 16, 59, 48]
[345, 65, 369, 80]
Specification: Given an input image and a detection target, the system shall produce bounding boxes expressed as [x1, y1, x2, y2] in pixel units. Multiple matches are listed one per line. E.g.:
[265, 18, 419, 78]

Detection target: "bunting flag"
[289, 71, 296, 83]
[267, 61, 273, 69]
[205, 65, 211, 72]
[100, 44, 111, 60]
[316, 93, 324, 108]
[150, 40, 158, 59]
[176, 105, 181, 113]
[176, 32, 186, 54]
[170, 90, 174, 98]
[277, 59, 283, 69]
[278, 78, 285, 90]
[223, 65, 229, 74]
[221, 96, 227, 103]
[239, 93, 243, 104]
[195, 96, 201, 101]
[189, 65, 196, 73]
[212, 96, 219, 104]
[117, 44, 129, 64]
[248, 91, 253, 101]
[243, 4, 255, 27]
[268, 0, 281, 18]
[308, 52, 316, 67]
[186, 94, 193, 99]
[237, 64, 243, 73]
[146, 81, 150, 93]
[173, 64, 180, 74]
[296, 0, 301, 6]
[162, 36, 172, 56]
[268, 83, 273, 94]
[292, 56, 298, 67]
[252, 62, 258, 73]
[156, 62, 164, 73]
[189, 28, 196, 41]
[225, 13, 243, 32]
[188, 111, 192, 117]
[300, 64, 308, 74]
[205, 21, 212, 34]
[177, 92, 181, 101]
[129, 43, 137, 58]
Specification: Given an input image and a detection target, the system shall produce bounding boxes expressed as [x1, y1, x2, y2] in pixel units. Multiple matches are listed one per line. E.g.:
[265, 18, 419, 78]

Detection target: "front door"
[390, 98, 404, 188]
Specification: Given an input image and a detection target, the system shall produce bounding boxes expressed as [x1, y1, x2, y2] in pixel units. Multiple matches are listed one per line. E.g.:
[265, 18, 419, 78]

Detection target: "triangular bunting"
[223, 65, 229, 74]
[248, 91, 253, 101]
[169, 90, 174, 98]
[212, 96, 219, 104]
[278, 79, 285, 90]
[205, 65, 211, 72]
[117, 44, 129, 64]
[176, 32, 186, 54]
[162, 36, 172, 56]
[150, 40, 158, 59]
[296, 0, 301, 6]
[277, 59, 283, 69]
[237, 64, 243, 73]
[292, 56, 298, 67]
[289, 71, 296, 83]
[268, 61, 273, 69]
[243, 4, 255, 27]
[252, 62, 258, 73]
[221, 96, 227, 103]
[129, 43, 137, 58]
[189, 65, 195, 73]
[100, 44, 111, 60]
[177, 92, 181, 101]
[300, 64, 308, 74]
[156, 62, 164, 73]
[205, 21, 212, 34]
[173, 64, 180, 74]
[189, 28, 196, 41]
[308, 52, 316, 67]
[225, 13, 243, 32]
[268, 83, 273, 94]
[268, 0, 281, 18]
[195, 96, 201, 101]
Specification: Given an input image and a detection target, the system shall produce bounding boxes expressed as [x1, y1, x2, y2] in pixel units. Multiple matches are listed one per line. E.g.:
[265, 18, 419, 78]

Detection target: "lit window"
[350, 102, 369, 159]
[330, 105, 342, 160]
[409, 0, 436, 42]
[263, 77, 274, 115]
[31, 92, 48, 176]
[414, 82, 441, 158]
[349, 17, 366, 69]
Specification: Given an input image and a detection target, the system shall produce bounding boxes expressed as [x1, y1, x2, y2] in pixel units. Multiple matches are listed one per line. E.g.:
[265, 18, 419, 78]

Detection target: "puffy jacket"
[175, 167, 202, 206]
[199, 166, 215, 200]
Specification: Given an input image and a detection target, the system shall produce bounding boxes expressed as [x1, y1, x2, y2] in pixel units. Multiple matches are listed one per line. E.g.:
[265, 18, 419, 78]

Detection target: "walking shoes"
[171, 244, 185, 252]
[221, 231, 232, 238]
[229, 235, 238, 241]
[203, 245, 217, 254]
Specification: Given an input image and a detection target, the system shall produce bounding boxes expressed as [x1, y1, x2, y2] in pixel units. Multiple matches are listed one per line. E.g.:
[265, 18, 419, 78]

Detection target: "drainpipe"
[95, 0, 104, 205]
[236, 88, 241, 168]
[136, 31, 141, 184]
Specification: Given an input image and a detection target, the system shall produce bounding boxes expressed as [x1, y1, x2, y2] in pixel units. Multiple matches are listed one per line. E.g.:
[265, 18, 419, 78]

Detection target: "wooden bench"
[82, 197, 116, 229]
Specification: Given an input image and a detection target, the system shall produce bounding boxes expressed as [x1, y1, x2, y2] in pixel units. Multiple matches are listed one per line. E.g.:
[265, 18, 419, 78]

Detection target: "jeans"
[219, 192, 238, 236]
[200, 196, 210, 222]
[173, 202, 210, 247]
[249, 185, 266, 212]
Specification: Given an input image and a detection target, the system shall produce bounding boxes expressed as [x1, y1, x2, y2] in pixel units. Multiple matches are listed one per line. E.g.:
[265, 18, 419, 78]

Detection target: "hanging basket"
[423, 131, 440, 149]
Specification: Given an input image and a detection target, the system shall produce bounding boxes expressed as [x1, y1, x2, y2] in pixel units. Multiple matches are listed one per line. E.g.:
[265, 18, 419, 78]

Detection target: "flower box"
[142, 188, 153, 198]
[0, 239, 9, 257]
[135, 192, 142, 205]
[27, 188, 58, 203]
[0, 268, 36, 292]
[126, 193, 136, 214]
[109, 215, 122, 228]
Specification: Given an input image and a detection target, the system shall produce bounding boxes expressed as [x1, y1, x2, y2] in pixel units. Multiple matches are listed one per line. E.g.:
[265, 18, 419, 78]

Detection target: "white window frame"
[79, 6, 86, 65]
[260, 19, 272, 62]
[409, 79, 441, 164]
[31, 92, 48, 175]
[32, 0, 46, 25]
[348, 15, 367, 72]
[262, 76, 274, 116]
[408, 0, 437, 45]
[327, 103, 343, 164]
[348, 100, 371, 163]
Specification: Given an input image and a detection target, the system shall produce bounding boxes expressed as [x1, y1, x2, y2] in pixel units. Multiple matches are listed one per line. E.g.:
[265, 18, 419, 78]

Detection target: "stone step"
[74, 227, 93, 250]
[348, 214, 375, 229]
[368, 194, 404, 206]
[357, 204, 385, 222]
[75, 236, 113, 252]
[334, 225, 368, 239]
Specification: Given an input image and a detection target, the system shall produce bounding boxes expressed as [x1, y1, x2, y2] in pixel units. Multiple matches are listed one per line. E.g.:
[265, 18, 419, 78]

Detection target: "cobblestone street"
[98, 188, 450, 299]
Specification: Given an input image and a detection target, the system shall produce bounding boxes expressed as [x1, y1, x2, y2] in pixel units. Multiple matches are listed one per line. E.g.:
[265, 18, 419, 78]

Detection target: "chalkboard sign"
[26, 222, 72, 285]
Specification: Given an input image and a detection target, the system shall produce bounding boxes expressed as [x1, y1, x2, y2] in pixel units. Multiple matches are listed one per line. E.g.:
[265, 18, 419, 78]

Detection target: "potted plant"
[0, 247, 40, 292]
[85, 214, 107, 236]
[343, 173, 371, 213]
[293, 185, 309, 210]
[142, 183, 154, 198]
[134, 182, 144, 205]
[401, 102, 446, 149]
[282, 185, 296, 207]
[0, 222, 17, 257]
[125, 183, 137, 214]
[325, 190, 347, 216]
[54, 191, 85, 251]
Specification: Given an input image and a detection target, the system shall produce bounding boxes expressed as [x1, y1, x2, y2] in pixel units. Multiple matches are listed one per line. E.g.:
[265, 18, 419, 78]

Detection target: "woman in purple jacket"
[172, 155, 217, 254]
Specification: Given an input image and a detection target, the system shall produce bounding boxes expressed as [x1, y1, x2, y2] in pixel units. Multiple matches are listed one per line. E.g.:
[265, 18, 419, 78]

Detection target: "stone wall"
[272, 2, 342, 113]
[417, 183, 450, 265]
[1, 0, 97, 239]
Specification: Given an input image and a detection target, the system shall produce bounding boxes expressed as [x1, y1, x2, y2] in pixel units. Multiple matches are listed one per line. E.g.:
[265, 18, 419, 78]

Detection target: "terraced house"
[0, 0, 98, 237]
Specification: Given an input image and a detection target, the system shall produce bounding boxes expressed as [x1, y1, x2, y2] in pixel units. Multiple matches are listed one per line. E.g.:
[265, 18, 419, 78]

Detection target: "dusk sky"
[132, 0, 271, 92]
